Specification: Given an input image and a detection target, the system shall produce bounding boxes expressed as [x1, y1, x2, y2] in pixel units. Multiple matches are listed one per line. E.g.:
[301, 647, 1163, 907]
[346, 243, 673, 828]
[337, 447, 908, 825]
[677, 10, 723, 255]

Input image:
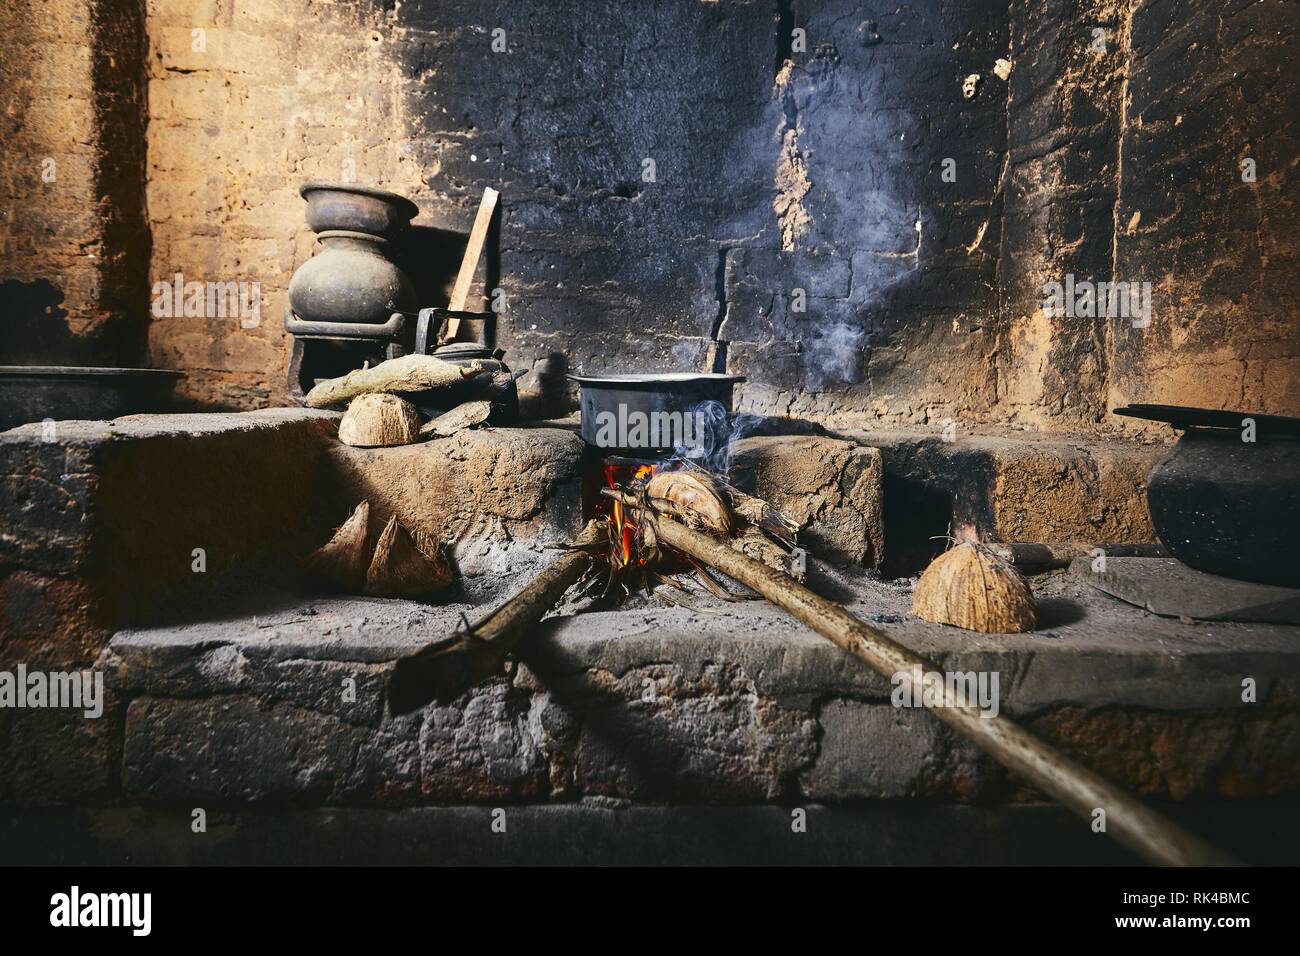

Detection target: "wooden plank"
[445, 186, 499, 340]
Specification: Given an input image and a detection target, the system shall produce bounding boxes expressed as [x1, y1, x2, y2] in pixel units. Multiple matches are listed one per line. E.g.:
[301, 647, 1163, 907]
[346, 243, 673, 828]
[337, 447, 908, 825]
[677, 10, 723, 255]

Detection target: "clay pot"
[288, 231, 416, 325]
[299, 182, 419, 237]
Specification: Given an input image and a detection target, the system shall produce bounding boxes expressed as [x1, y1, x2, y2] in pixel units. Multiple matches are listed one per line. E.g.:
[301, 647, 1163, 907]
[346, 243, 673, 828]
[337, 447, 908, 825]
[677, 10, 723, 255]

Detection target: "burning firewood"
[338, 393, 422, 447]
[645, 470, 734, 533]
[302, 500, 373, 593]
[732, 524, 804, 582]
[912, 542, 1037, 633]
[365, 515, 454, 598]
[679, 463, 799, 547]
[305, 353, 486, 408]
[600, 487, 1234, 867]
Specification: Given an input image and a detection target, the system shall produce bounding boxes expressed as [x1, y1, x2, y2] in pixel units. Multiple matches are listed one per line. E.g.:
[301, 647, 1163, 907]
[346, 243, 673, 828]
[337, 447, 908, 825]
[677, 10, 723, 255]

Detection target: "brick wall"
[0, 0, 149, 366]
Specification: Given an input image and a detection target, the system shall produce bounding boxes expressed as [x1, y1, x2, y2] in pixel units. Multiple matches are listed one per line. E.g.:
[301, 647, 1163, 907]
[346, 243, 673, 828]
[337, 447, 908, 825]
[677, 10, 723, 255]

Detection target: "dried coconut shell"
[338, 393, 422, 447]
[303, 500, 372, 593]
[365, 515, 454, 598]
[419, 399, 492, 439]
[305, 354, 483, 408]
[646, 471, 734, 534]
[912, 542, 1037, 633]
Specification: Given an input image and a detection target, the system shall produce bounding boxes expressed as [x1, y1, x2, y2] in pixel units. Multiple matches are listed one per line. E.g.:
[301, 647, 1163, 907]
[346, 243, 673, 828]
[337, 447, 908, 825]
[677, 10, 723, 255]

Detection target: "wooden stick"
[603, 489, 1237, 867]
[386, 519, 603, 714]
[444, 186, 499, 341]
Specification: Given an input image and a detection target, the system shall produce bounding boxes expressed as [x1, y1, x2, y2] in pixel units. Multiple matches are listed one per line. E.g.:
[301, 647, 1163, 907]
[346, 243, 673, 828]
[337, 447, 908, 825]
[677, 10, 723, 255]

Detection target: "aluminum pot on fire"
[569, 373, 745, 453]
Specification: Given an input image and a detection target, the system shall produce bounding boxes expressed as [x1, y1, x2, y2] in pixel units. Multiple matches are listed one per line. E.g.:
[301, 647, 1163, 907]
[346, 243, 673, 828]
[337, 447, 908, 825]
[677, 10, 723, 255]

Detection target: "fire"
[605, 462, 655, 566]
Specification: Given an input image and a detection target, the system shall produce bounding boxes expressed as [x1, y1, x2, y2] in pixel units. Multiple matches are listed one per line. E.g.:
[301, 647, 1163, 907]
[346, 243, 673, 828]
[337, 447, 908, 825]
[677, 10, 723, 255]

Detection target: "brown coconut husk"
[646, 470, 734, 534]
[338, 393, 422, 447]
[912, 542, 1037, 633]
[365, 515, 454, 599]
[303, 500, 372, 593]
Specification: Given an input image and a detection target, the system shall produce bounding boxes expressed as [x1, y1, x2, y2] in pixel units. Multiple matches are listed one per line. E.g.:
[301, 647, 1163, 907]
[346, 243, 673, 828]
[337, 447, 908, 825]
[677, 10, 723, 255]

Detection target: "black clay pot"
[298, 182, 419, 238]
[287, 231, 416, 325]
[1118, 404, 1300, 587]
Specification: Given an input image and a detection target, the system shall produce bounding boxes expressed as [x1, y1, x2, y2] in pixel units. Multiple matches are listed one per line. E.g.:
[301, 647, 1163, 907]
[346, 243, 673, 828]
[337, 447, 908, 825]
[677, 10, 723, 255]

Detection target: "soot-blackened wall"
[386, 0, 1296, 428]
[5, 0, 1293, 430]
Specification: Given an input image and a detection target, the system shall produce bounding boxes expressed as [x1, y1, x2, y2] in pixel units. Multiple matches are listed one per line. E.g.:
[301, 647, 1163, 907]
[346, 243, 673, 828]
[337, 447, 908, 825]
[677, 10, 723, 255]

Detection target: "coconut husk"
[338, 393, 422, 447]
[912, 542, 1037, 633]
[365, 515, 454, 598]
[305, 354, 485, 409]
[419, 399, 493, 439]
[303, 500, 372, 593]
[646, 470, 734, 534]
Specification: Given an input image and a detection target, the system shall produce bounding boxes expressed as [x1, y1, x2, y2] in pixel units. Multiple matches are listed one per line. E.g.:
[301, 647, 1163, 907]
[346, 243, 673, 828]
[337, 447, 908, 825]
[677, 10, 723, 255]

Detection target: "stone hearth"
[3, 408, 1297, 865]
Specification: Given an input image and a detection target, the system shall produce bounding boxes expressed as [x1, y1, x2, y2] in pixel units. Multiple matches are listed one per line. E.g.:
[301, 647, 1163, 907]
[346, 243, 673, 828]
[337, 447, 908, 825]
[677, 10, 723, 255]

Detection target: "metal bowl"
[0, 366, 183, 431]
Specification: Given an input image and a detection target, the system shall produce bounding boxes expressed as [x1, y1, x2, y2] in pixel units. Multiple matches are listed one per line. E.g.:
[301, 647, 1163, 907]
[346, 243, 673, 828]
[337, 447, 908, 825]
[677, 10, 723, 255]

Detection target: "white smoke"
[804, 319, 867, 390]
[674, 399, 764, 474]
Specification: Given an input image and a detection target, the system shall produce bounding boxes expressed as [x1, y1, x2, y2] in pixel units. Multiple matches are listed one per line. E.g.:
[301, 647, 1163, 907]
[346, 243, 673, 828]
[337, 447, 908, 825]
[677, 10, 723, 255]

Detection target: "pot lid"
[568, 373, 746, 387]
[1114, 403, 1300, 436]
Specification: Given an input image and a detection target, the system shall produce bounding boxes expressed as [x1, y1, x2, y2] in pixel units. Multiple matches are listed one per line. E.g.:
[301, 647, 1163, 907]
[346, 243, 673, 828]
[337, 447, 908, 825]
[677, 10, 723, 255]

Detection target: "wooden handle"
[445, 186, 499, 340]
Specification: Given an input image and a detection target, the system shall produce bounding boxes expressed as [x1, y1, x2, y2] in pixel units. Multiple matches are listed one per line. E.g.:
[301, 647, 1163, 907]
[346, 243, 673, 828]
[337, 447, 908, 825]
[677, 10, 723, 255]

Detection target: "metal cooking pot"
[569, 372, 745, 452]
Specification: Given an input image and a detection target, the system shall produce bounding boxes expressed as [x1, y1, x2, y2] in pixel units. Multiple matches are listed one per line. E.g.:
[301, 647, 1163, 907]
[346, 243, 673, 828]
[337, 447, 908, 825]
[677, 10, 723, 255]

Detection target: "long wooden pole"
[604, 489, 1237, 867]
[387, 519, 603, 714]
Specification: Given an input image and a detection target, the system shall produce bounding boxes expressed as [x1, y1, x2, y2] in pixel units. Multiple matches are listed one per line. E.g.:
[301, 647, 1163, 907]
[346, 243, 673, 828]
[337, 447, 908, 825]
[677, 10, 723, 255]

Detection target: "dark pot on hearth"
[287, 230, 416, 325]
[1117, 403, 1300, 587]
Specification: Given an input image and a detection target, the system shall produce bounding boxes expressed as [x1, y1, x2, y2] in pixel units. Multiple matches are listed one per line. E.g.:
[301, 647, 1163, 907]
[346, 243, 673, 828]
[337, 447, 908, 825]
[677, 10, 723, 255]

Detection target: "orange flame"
[605, 462, 655, 565]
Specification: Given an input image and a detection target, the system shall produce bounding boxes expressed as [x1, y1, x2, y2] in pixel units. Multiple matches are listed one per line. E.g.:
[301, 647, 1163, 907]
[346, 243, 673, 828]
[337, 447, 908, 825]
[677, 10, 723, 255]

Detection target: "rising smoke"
[674, 399, 765, 474]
